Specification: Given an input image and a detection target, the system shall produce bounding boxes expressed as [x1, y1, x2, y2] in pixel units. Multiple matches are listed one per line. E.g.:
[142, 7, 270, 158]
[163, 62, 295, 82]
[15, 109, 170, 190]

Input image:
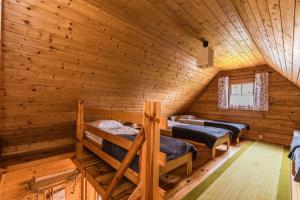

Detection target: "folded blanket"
[102, 134, 197, 172]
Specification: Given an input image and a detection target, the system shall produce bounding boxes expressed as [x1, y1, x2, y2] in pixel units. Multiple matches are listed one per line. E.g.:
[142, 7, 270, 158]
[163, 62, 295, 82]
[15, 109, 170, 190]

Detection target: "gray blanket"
[202, 120, 248, 141]
[289, 136, 300, 182]
[172, 124, 230, 148]
[102, 134, 197, 172]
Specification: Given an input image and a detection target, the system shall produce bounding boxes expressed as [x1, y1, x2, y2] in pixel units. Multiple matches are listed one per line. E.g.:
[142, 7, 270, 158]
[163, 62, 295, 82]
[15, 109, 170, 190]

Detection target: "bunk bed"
[74, 100, 195, 200]
[173, 115, 249, 144]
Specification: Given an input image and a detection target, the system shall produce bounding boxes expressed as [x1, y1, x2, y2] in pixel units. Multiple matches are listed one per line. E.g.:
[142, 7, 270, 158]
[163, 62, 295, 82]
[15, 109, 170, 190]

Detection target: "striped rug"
[183, 142, 291, 200]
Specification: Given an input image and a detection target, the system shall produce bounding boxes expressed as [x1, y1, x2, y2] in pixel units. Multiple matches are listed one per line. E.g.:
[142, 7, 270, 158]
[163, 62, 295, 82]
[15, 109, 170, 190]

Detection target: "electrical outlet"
[258, 134, 263, 141]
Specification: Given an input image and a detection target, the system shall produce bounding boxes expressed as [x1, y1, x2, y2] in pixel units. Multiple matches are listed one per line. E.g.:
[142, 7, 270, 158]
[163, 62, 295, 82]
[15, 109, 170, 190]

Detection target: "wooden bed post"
[0, 172, 6, 199]
[76, 100, 84, 158]
[187, 153, 193, 176]
[140, 101, 161, 200]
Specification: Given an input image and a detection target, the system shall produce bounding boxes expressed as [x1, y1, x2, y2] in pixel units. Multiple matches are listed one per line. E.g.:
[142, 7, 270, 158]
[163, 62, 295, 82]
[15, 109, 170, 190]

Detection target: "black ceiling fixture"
[203, 40, 209, 48]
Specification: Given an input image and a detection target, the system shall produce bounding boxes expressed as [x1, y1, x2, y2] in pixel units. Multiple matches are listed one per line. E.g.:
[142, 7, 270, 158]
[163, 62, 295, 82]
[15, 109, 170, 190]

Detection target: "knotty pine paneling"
[188, 66, 300, 145]
[0, 159, 80, 200]
[0, 0, 218, 159]
[94, 0, 300, 88]
[232, 0, 300, 87]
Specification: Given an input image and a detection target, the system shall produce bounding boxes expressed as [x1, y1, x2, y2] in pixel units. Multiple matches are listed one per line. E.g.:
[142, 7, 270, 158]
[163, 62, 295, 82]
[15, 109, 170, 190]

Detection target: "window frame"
[228, 81, 255, 110]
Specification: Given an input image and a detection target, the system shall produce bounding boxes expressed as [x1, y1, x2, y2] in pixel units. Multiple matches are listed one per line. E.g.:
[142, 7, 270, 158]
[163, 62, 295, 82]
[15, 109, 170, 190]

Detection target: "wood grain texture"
[1, 0, 300, 160]
[188, 65, 300, 145]
[0, 158, 80, 200]
[0, 0, 218, 159]
[231, 0, 300, 86]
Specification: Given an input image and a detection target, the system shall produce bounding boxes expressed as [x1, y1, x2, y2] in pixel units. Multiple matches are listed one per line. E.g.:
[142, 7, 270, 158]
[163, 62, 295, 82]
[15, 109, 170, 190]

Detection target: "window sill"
[218, 107, 267, 112]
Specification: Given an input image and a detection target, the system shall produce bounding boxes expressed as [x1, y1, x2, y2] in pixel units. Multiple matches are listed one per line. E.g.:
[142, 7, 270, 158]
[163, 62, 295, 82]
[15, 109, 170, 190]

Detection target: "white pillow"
[90, 120, 124, 130]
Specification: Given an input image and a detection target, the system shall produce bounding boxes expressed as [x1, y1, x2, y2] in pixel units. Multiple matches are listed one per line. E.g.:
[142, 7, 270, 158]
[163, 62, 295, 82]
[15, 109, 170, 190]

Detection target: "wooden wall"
[0, 159, 80, 200]
[0, 0, 218, 160]
[2, 0, 300, 161]
[188, 65, 300, 145]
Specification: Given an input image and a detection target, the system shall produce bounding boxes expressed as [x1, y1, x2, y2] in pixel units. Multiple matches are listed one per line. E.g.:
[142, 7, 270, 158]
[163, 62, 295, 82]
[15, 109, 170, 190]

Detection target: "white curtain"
[218, 76, 229, 109]
[254, 72, 269, 111]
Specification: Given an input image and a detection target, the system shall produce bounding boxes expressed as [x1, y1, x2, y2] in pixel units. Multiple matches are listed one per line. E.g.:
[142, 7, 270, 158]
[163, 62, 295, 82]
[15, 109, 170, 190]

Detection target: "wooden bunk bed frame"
[75, 100, 193, 200]
[160, 125, 229, 160]
[236, 129, 247, 144]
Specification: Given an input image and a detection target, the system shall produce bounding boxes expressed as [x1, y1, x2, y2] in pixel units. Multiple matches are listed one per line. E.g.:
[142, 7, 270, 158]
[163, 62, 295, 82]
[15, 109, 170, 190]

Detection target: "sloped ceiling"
[88, 0, 300, 87]
[1, 0, 299, 160]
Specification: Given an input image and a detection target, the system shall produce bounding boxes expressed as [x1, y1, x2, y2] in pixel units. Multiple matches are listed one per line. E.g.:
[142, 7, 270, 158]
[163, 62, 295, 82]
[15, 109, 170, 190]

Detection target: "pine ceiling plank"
[247, 0, 281, 70]
[293, 0, 300, 84]
[175, 0, 250, 68]
[280, 0, 295, 79]
[191, 0, 252, 68]
[232, 0, 279, 69]
[217, 0, 265, 64]
[217, 0, 266, 64]
[265, 0, 287, 75]
[267, 0, 287, 75]
[255, 0, 283, 73]
[147, 0, 232, 67]
[203, 0, 261, 67]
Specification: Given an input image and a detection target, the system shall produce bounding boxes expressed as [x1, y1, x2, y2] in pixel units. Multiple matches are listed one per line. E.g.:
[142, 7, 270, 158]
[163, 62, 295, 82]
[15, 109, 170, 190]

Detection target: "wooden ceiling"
[89, 0, 300, 87]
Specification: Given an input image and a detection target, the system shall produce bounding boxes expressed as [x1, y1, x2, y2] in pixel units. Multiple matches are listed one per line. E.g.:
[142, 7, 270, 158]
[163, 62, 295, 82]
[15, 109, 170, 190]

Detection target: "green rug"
[183, 142, 291, 200]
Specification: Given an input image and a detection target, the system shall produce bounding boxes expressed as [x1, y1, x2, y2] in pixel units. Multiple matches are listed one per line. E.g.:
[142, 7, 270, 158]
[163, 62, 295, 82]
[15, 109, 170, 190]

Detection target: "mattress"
[84, 121, 197, 172]
[175, 117, 248, 141]
[175, 118, 204, 126]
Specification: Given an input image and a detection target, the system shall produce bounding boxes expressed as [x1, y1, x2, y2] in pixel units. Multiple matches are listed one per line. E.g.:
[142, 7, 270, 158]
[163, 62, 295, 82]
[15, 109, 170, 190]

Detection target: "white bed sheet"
[84, 122, 139, 145]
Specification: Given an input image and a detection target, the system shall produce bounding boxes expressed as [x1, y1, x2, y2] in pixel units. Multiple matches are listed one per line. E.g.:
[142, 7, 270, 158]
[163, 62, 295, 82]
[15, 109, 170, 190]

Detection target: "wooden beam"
[76, 100, 84, 158]
[103, 129, 145, 200]
[81, 176, 86, 200]
[0, 172, 6, 199]
[83, 140, 139, 184]
[128, 183, 143, 200]
[140, 101, 161, 200]
[85, 124, 134, 151]
[86, 107, 144, 125]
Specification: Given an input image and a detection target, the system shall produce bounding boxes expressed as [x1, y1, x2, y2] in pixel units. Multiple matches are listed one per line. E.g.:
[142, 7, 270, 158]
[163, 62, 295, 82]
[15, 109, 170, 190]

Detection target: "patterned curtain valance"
[254, 72, 269, 111]
[218, 76, 229, 109]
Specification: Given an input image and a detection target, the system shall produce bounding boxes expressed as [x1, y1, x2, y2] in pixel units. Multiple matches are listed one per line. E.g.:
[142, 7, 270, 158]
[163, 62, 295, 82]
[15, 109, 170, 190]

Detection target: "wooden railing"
[76, 100, 164, 200]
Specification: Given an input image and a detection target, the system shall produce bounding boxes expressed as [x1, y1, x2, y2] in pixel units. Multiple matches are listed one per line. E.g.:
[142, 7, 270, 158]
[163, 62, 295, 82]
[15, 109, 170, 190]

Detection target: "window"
[229, 82, 254, 109]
